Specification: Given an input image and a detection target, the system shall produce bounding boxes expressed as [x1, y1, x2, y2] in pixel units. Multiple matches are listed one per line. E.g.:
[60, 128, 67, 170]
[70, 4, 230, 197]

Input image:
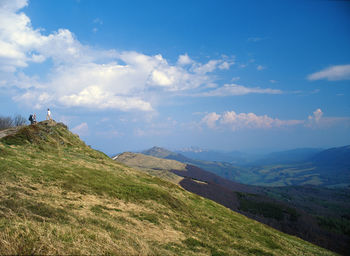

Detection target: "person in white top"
[46, 108, 52, 120]
[33, 113, 37, 124]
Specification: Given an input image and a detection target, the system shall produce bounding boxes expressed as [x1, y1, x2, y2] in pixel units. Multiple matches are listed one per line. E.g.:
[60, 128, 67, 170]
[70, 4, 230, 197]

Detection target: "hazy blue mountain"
[176, 147, 249, 164]
[143, 146, 242, 181]
[252, 148, 323, 166]
[311, 145, 350, 167]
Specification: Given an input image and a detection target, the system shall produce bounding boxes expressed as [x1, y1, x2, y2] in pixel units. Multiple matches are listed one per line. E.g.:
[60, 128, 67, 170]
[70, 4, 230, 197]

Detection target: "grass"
[116, 152, 185, 184]
[0, 121, 335, 255]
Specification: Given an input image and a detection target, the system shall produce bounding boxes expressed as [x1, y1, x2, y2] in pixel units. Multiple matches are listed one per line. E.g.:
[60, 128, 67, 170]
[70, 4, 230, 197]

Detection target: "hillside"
[143, 146, 242, 182]
[311, 145, 350, 166]
[252, 148, 323, 165]
[0, 121, 336, 255]
[116, 152, 350, 255]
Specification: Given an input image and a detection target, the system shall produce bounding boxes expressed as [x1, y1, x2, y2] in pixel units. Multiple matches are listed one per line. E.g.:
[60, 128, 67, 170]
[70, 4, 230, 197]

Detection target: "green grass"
[0, 122, 335, 255]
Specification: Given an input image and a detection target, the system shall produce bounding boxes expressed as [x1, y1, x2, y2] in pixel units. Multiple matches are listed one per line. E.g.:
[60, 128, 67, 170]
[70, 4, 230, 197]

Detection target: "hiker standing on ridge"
[33, 113, 37, 124]
[29, 114, 34, 125]
[46, 108, 52, 120]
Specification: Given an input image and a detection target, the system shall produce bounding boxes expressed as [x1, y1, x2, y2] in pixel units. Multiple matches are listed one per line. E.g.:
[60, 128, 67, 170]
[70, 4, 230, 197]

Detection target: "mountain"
[241, 146, 350, 187]
[116, 152, 350, 255]
[142, 146, 191, 162]
[311, 145, 350, 166]
[253, 148, 323, 165]
[0, 121, 335, 255]
[176, 147, 249, 164]
[143, 146, 242, 181]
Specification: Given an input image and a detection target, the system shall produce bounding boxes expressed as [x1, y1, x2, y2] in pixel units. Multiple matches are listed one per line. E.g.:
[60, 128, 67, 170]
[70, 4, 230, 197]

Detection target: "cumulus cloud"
[198, 83, 282, 97]
[201, 108, 350, 131]
[308, 108, 323, 123]
[306, 108, 350, 128]
[201, 110, 303, 130]
[307, 64, 350, 81]
[177, 53, 193, 65]
[218, 61, 233, 70]
[192, 60, 221, 74]
[201, 112, 221, 129]
[0, 0, 232, 112]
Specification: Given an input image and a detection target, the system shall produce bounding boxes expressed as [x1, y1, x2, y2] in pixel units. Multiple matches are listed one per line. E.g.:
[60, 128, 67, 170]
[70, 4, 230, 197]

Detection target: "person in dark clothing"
[29, 114, 34, 125]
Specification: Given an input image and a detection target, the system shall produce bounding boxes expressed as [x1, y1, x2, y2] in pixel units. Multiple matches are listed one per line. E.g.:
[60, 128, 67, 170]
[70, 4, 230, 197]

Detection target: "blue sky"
[0, 0, 350, 154]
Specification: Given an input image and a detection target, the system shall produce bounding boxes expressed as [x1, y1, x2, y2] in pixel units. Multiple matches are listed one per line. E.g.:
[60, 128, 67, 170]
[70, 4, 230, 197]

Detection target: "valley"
[116, 146, 350, 254]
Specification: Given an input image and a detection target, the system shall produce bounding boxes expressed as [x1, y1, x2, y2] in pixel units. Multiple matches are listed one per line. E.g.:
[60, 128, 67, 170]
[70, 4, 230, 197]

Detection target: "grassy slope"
[116, 152, 185, 184]
[116, 152, 350, 255]
[0, 122, 334, 255]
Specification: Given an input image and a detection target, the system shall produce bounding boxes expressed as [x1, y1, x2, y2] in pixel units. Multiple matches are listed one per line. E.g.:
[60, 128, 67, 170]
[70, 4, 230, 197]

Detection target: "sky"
[0, 0, 350, 155]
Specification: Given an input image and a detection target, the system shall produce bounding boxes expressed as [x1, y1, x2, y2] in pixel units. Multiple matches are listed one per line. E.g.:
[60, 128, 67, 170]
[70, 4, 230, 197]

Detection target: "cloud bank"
[201, 110, 303, 130]
[200, 108, 349, 131]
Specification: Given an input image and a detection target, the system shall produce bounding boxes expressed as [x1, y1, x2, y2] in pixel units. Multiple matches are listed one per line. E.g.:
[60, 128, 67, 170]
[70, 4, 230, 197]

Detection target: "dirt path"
[0, 126, 23, 139]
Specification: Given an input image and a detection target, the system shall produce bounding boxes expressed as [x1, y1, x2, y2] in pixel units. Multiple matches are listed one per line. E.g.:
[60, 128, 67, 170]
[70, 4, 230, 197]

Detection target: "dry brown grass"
[0, 178, 187, 256]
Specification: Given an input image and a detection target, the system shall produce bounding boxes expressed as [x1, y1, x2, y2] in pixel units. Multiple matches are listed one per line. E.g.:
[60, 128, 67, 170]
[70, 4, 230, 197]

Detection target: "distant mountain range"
[175, 147, 326, 165]
[252, 148, 323, 165]
[176, 147, 249, 164]
[141, 145, 350, 188]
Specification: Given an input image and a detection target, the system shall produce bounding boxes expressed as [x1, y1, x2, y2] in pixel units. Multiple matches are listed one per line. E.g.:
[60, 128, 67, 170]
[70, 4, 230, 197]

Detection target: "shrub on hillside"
[0, 116, 13, 130]
[13, 115, 27, 126]
[0, 115, 27, 130]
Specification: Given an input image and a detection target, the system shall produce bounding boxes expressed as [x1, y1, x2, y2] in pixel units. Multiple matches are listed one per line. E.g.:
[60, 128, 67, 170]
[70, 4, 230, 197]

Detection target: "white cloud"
[202, 110, 303, 131]
[306, 108, 350, 128]
[177, 53, 193, 65]
[198, 83, 282, 97]
[0, 0, 27, 11]
[192, 60, 220, 74]
[201, 108, 350, 131]
[201, 112, 221, 129]
[307, 64, 350, 81]
[218, 61, 233, 70]
[59, 86, 153, 111]
[0, 1, 233, 112]
[71, 122, 89, 136]
[308, 108, 323, 123]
